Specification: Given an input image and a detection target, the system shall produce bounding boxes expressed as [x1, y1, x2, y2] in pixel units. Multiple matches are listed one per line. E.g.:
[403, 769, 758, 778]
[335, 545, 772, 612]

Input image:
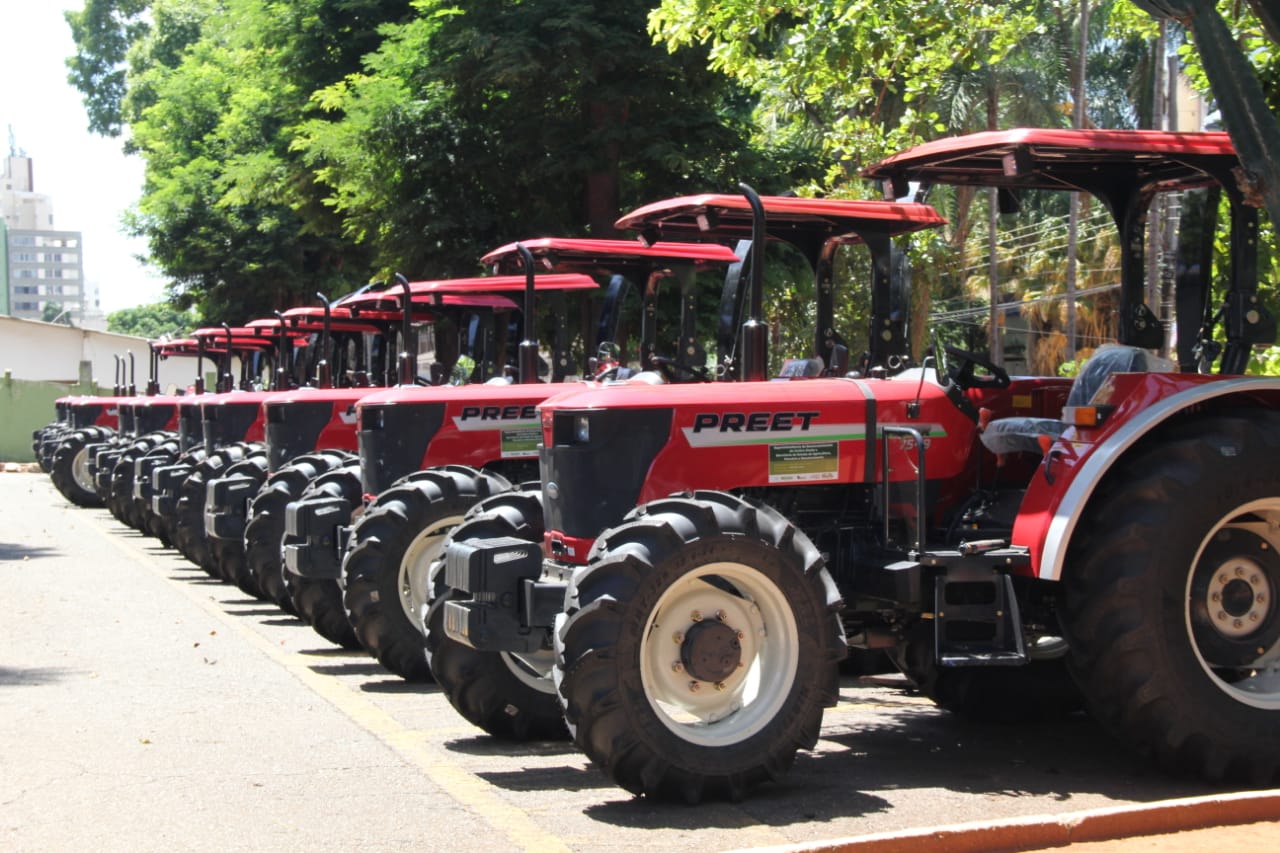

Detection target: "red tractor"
[429, 191, 953, 747]
[440, 132, 1279, 802]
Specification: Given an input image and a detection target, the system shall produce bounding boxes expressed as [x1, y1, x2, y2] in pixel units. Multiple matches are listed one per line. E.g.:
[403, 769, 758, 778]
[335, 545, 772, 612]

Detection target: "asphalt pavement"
[2, 470, 1277, 852]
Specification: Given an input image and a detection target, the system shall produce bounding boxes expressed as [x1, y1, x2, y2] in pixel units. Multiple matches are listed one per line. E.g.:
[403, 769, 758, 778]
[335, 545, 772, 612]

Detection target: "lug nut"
[736, 630, 745, 640]
[688, 681, 701, 693]
[714, 681, 727, 692]
[672, 661, 683, 673]
[691, 610, 703, 622]
[715, 610, 727, 621]
[673, 631, 683, 644]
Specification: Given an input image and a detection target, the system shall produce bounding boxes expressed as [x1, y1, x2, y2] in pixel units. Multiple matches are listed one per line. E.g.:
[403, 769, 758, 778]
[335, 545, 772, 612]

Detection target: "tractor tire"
[33, 423, 59, 473]
[246, 452, 352, 613]
[555, 491, 846, 802]
[109, 433, 170, 531]
[424, 485, 568, 737]
[51, 428, 111, 507]
[93, 442, 123, 511]
[344, 466, 514, 680]
[155, 445, 209, 550]
[282, 462, 364, 647]
[134, 439, 182, 544]
[175, 443, 260, 578]
[1063, 411, 1280, 784]
[39, 425, 73, 474]
[887, 627, 1081, 722]
[207, 455, 271, 598]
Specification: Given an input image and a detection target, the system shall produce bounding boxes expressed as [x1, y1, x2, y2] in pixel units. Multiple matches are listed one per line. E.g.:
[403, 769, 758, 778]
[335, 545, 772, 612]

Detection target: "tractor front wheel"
[344, 466, 512, 680]
[51, 429, 109, 507]
[425, 486, 566, 738]
[555, 492, 845, 802]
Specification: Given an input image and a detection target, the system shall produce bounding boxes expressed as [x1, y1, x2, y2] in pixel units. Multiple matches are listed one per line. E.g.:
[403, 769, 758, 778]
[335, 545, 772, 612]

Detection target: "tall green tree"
[68, 0, 414, 324]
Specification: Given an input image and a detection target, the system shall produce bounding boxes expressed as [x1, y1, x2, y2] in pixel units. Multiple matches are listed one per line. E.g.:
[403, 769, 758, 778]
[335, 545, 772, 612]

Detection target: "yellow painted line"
[96, 514, 570, 853]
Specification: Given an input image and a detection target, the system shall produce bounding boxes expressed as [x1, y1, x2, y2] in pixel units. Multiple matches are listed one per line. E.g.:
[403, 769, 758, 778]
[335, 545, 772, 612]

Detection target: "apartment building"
[2, 147, 86, 322]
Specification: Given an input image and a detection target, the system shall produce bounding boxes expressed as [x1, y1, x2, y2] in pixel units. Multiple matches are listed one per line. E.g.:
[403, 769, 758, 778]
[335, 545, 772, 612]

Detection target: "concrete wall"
[0, 371, 95, 462]
[0, 315, 193, 388]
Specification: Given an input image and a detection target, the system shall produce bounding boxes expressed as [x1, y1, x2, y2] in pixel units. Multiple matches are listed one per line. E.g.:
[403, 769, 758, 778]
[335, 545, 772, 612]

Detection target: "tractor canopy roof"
[862, 128, 1237, 198]
[268, 306, 403, 334]
[614, 194, 945, 265]
[189, 327, 301, 349]
[338, 280, 522, 315]
[481, 238, 741, 277]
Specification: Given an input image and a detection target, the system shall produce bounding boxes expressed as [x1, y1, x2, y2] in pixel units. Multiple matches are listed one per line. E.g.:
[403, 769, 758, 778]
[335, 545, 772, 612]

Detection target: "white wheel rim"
[1186, 498, 1280, 710]
[638, 561, 798, 747]
[72, 446, 95, 492]
[501, 649, 557, 695]
[398, 514, 464, 633]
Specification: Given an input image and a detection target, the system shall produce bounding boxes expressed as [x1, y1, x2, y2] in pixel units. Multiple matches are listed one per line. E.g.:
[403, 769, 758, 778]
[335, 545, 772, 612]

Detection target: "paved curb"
[727, 789, 1280, 853]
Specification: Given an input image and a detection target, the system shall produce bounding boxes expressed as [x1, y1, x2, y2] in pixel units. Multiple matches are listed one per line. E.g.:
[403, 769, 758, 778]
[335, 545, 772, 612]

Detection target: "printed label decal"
[768, 442, 839, 482]
[500, 428, 541, 458]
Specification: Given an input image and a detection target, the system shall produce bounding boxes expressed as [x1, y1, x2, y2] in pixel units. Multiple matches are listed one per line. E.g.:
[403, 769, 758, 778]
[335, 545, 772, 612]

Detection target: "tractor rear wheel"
[1063, 411, 1280, 784]
[344, 466, 512, 680]
[554, 492, 845, 802]
[424, 486, 567, 738]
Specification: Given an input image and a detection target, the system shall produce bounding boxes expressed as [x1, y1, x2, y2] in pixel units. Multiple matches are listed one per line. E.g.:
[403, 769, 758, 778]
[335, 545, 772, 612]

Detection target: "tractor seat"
[980, 344, 1169, 456]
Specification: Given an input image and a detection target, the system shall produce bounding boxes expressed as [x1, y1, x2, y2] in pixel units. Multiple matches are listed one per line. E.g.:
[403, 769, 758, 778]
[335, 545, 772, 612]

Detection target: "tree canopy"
[105, 301, 194, 338]
[65, 1, 1279, 374]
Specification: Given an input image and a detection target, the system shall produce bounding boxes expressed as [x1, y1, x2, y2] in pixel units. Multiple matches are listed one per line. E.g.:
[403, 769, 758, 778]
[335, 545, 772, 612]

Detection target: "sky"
[2, 2, 164, 314]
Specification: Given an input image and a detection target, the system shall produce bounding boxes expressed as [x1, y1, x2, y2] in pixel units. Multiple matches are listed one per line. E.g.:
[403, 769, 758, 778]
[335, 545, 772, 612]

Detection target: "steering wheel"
[649, 354, 711, 383]
[943, 345, 1011, 390]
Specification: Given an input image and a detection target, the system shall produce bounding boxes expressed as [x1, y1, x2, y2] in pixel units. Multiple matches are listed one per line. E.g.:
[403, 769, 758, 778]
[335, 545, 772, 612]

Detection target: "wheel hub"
[680, 619, 742, 683]
[1207, 560, 1270, 638]
[1190, 524, 1280, 673]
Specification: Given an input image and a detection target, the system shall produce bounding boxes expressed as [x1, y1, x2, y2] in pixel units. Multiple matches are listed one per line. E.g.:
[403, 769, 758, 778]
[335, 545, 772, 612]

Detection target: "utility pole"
[1064, 0, 1089, 361]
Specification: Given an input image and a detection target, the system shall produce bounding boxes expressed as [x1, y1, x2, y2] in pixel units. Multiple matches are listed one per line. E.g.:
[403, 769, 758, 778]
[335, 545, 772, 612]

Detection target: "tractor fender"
[1017, 375, 1280, 581]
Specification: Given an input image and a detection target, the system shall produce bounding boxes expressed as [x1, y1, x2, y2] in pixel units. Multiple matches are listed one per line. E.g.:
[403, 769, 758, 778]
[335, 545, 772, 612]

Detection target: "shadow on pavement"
[0, 665, 74, 686]
[0, 541, 62, 561]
